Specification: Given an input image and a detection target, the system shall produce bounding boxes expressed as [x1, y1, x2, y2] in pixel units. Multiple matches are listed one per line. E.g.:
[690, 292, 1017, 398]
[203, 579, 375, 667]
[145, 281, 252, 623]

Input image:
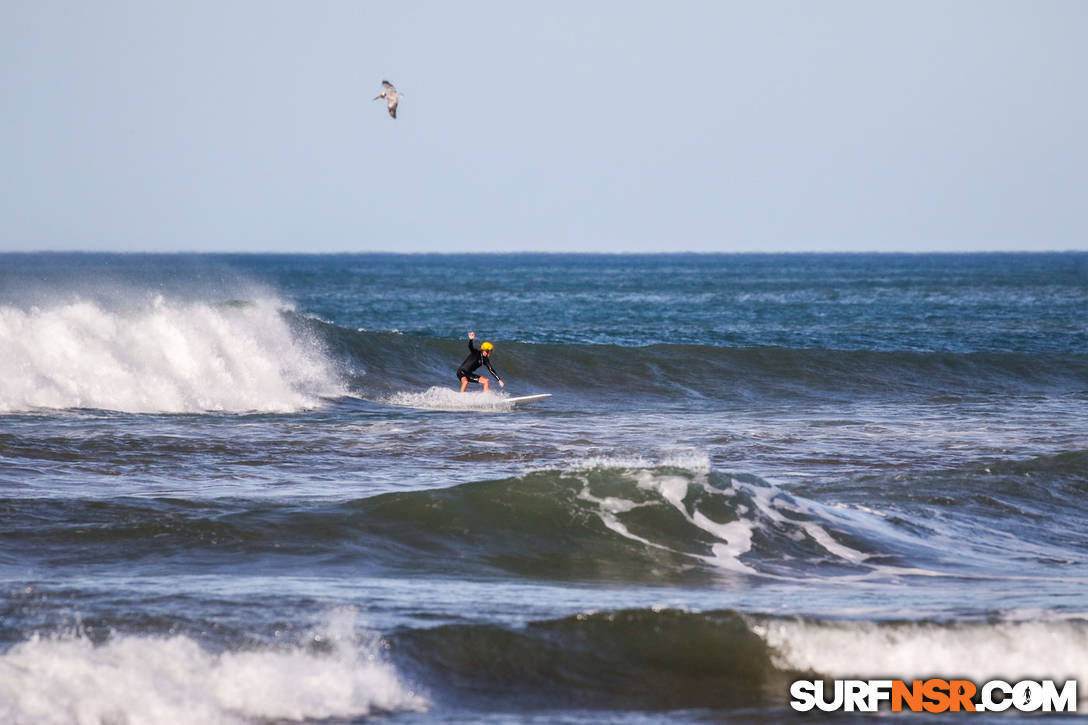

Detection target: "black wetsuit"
[457, 338, 502, 385]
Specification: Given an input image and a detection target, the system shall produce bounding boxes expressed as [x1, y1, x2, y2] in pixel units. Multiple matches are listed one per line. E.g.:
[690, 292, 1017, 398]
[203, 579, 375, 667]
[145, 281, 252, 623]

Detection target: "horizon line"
[2, 248, 1085, 256]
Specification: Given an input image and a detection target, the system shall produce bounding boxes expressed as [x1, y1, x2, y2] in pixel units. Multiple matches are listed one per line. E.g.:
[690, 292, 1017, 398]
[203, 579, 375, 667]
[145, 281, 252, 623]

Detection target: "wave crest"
[0, 609, 426, 725]
[0, 296, 344, 414]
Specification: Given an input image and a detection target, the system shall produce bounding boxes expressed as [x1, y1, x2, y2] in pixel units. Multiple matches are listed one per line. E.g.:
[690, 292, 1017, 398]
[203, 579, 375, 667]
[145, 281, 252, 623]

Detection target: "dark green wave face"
[391, 608, 796, 710]
[390, 609, 1088, 711]
[5, 458, 1083, 589]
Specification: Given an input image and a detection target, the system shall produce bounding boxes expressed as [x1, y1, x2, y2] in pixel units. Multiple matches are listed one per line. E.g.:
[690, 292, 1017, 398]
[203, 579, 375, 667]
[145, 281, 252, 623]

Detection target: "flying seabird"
[373, 80, 404, 119]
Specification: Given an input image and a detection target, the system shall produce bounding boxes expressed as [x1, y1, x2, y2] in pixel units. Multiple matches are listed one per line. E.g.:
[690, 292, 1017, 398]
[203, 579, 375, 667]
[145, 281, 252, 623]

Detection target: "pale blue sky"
[2, 1, 1086, 253]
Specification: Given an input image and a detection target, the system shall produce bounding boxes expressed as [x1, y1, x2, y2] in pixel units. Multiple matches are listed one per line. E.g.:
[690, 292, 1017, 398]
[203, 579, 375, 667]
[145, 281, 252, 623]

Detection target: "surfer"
[457, 332, 504, 393]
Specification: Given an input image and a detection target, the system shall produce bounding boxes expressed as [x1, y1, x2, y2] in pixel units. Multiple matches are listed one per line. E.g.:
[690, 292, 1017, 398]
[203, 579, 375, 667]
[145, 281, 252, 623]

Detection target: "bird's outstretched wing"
[376, 81, 401, 118]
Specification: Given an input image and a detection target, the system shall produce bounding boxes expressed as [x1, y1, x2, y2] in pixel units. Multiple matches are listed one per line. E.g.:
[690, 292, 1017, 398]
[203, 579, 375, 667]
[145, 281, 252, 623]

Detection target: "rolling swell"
[389, 609, 1088, 710]
[1, 472, 714, 581]
[392, 608, 793, 709]
[304, 317, 1088, 404]
[6, 462, 1062, 583]
[1, 291, 1079, 413]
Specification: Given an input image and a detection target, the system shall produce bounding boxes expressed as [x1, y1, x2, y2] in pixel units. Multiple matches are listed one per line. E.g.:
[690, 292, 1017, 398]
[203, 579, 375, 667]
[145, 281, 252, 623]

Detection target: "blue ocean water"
[1, 252, 1086, 723]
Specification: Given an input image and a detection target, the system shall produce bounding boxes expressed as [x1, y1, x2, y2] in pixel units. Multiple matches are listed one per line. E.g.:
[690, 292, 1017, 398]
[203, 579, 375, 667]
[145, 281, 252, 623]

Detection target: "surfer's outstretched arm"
[483, 358, 504, 388]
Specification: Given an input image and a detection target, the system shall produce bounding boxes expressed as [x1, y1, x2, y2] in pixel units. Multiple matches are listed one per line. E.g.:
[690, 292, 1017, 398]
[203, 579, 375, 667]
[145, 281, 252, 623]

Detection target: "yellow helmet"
[481, 341, 494, 351]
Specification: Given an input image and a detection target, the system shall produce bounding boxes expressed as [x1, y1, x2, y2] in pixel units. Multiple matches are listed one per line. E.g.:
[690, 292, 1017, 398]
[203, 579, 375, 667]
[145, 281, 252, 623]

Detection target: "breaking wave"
[1, 286, 1082, 414]
[308, 323, 1088, 404]
[0, 609, 426, 725]
[3, 603, 1084, 716]
[8, 458, 1081, 584]
[0, 296, 344, 414]
[391, 609, 1088, 709]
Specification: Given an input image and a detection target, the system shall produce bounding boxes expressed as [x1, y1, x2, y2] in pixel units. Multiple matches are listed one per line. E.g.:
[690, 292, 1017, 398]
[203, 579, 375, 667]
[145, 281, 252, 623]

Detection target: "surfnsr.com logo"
[790, 679, 1078, 713]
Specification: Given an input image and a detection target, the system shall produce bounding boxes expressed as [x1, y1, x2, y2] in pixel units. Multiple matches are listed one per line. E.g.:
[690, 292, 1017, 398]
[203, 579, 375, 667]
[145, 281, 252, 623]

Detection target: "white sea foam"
[0, 296, 343, 414]
[0, 610, 427, 725]
[638, 469, 761, 575]
[751, 616, 1088, 709]
[573, 458, 760, 575]
[572, 449, 713, 474]
[386, 386, 518, 412]
[569, 456, 882, 576]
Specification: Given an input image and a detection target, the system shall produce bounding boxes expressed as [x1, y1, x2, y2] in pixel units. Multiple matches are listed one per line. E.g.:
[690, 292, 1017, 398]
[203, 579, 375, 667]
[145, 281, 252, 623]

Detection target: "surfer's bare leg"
[481, 378, 490, 392]
[460, 377, 469, 393]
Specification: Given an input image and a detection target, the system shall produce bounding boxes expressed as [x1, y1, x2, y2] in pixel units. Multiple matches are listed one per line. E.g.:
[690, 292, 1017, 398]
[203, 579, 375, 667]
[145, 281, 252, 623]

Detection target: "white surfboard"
[505, 393, 552, 407]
